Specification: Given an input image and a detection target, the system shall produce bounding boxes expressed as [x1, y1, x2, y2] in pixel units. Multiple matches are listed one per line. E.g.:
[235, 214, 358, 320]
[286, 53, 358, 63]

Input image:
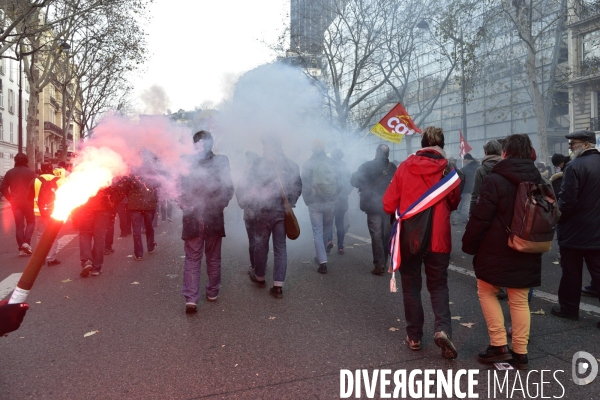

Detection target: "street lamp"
[417, 19, 468, 143]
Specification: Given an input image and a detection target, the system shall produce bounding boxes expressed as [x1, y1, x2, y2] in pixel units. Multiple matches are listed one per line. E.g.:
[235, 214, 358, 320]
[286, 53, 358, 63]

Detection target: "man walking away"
[469, 140, 502, 216]
[351, 144, 396, 275]
[551, 130, 600, 330]
[0, 153, 37, 256]
[302, 139, 339, 274]
[178, 131, 234, 313]
[383, 127, 461, 359]
[240, 135, 302, 297]
[457, 153, 478, 223]
[236, 151, 260, 274]
[328, 149, 353, 255]
[30, 163, 65, 265]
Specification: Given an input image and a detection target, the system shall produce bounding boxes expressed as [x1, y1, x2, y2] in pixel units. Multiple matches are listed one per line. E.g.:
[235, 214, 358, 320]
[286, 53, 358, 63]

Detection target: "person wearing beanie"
[0, 153, 37, 256]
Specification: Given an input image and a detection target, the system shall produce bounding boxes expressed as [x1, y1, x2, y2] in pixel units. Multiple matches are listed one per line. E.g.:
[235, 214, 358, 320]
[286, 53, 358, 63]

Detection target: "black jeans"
[558, 247, 600, 315]
[130, 210, 156, 258]
[79, 209, 111, 270]
[11, 201, 35, 249]
[243, 209, 255, 268]
[400, 252, 452, 341]
[105, 211, 116, 250]
[117, 202, 131, 236]
[367, 212, 391, 268]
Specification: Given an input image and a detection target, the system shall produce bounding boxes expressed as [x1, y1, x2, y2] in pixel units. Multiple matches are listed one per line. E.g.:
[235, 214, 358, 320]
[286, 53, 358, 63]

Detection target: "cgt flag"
[459, 130, 472, 159]
[370, 103, 422, 144]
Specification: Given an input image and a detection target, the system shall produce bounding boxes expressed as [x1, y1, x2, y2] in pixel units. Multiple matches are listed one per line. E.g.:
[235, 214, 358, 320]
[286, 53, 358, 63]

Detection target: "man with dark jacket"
[179, 131, 234, 313]
[383, 127, 461, 359]
[351, 144, 396, 275]
[328, 149, 353, 254]
[79, 187, 118, 277]
[240, 135, 302, 298]
[551, 130, 600, 328]
[549, 153, 569, 202]
[302, 139, 339, 274]
[457, 153, 479, 223]
[0, 153, 37, 256]
[469, 140, 502, 215]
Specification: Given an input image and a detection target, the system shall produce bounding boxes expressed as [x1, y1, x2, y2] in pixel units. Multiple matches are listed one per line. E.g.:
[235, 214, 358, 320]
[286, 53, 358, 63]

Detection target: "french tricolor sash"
[389, 168, 461, 292]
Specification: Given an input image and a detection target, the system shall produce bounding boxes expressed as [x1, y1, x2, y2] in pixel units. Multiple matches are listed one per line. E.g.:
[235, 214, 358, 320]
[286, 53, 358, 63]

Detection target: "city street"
[0, 198, 598, 399]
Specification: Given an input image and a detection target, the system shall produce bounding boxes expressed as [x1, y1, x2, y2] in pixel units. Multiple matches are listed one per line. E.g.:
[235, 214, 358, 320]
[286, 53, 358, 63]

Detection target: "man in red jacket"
[383, 126, 461, 359]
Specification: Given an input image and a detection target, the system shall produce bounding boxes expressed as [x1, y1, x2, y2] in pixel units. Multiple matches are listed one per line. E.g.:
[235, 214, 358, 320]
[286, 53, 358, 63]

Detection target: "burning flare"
[52, 146, 128, 221]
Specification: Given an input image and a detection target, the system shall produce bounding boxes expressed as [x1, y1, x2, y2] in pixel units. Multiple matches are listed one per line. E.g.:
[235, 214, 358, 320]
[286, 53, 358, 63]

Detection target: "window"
[0, 58, 4, 75]
[9, 121, 13, 143]
[8, 59, 13, 81]
[8, 89, 14, 114]
[583, 30, 600, 61]
[49, 85, 54, 98]
[0, 79, 3, 108]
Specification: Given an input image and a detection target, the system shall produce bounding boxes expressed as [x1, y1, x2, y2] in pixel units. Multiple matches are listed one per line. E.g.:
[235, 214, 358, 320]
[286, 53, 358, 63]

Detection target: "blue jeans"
[11, 201, 35, 249]
[79, 209, 111, 271]
[182, 235, 222, 303]
[129, 210, 156, 258]
[309, 202, 334, 264]
[327, 206, 347, 249]
[254, 210, 287, 286]
[400, 252, 452, 341]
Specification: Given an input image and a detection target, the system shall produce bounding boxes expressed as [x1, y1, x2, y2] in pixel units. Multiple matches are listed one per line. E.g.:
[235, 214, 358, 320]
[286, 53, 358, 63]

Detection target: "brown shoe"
[371, 266, 385, 275]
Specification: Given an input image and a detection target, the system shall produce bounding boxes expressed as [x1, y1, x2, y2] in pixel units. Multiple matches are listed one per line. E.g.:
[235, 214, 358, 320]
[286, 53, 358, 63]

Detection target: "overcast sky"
[132, 0, 290, 113]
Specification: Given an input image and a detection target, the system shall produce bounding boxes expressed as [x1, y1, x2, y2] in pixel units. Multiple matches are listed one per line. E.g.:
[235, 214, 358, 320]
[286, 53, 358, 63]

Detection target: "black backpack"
[37, 176, 60, 218]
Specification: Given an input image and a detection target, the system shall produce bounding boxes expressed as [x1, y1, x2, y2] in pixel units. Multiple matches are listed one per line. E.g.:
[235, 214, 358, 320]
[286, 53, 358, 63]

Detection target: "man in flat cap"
[551, 130, 600, 329]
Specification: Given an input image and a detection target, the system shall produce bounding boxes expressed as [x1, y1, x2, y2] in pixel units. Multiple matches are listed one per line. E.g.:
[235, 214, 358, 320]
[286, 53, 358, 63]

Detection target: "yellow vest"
[34, 173, 65, 217]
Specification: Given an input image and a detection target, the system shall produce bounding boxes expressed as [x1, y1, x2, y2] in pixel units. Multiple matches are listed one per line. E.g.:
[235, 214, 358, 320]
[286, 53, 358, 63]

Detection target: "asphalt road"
[0, 199, 598, 399]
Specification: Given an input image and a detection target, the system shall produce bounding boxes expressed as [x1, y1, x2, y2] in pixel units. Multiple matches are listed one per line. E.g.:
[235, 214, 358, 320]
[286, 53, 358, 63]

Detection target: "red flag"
[459, 130, 472, 159]
[370, 103, 421, 144]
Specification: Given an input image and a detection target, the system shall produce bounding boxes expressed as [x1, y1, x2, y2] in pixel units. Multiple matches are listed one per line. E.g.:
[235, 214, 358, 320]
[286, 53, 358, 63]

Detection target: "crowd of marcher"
[1, 128, 599, 373]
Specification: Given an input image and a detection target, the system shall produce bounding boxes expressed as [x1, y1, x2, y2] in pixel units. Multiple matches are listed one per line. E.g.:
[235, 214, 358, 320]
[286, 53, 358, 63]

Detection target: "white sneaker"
[20, 243, 33, 255]
[19, 250, 27, 257]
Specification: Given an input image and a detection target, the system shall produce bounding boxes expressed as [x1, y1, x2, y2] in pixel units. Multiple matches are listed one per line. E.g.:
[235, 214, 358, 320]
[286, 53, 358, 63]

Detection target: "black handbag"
[400, 207, 433, 258]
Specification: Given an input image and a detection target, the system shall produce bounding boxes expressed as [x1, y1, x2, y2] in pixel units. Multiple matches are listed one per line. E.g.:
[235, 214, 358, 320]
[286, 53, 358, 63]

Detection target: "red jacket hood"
[406, 148, 448, 176]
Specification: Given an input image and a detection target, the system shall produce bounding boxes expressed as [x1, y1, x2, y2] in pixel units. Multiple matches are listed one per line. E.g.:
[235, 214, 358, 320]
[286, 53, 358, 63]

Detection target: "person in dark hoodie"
[240, 135, 302, 298]
[469, 140, 502, 215]
[302, 139, 339, 274]
[178, 131, 234, 313]
[463, 134, 543, 370]
[383, 126, 461, 360]
[0, 153, 37, 256]
[351, 144, 396, 275]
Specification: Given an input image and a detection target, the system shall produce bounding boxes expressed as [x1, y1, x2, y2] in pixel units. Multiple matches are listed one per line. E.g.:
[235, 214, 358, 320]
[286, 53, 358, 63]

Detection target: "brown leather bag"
[272, 159, 300, 240]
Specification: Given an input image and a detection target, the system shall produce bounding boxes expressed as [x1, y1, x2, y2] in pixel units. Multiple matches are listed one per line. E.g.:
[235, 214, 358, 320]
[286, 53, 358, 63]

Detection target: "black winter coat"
[469, 155, 502, 214]
[0, 165, 37, 205]
[462, 158, 543, 288]
[179, 152, 234, 239]
[557, 149, 600, 249]
[351, 157, 396, 214]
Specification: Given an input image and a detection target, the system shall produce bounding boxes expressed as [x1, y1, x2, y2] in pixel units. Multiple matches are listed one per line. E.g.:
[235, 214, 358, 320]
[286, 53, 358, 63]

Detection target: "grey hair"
[483, 139, 502, 156]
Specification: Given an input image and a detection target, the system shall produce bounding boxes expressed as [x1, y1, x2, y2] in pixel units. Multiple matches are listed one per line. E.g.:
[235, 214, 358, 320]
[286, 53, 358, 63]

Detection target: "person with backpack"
[463, 134, 552, 369]
[0, 153, 37, 256]
[302, 139, 339, 274]
[383, 127, 461, 360]
[29, 163, 65, 266]
[351, 144, 397, 275]
[240, 136, 302, 298]
[551, 130, 600, 329]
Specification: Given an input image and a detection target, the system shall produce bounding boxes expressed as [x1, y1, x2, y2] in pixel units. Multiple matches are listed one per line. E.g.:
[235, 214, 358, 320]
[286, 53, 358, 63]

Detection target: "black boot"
[510, 350, 529, 370]
[318, 263, 327, 274]
[477, 345, 512, 363]
[551, 305, 579, 321]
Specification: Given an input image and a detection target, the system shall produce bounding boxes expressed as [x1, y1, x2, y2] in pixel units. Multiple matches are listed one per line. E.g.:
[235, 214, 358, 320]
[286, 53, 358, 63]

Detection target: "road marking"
[346, 233, 371, 243]
[346, 229, 600, 316]
[449, 264, 600, 316]
[56, 233, 78, 252]
[0, 273, 22, 300]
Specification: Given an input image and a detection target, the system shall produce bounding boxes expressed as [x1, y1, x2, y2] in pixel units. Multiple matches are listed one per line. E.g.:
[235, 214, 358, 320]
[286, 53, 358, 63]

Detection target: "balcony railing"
[49, 96, 59, 109]
[44, 121, 63, 136]
[580, 56, 600, 77]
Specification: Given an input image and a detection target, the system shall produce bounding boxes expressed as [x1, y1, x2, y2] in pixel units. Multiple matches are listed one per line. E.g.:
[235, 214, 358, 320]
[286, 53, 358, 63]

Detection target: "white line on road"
[0, 273, 21, 300]
[348, 232, 600, 315]
[346, 233, 371, 243]
[56, 233, 78, 252]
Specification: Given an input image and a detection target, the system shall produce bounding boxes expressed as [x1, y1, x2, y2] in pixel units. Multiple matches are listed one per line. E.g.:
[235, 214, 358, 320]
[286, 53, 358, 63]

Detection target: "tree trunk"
[26, 88, 40, 168]
[524, 45, 549, 163]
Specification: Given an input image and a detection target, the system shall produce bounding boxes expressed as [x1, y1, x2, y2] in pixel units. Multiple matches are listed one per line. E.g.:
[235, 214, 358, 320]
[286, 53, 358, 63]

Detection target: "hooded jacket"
[0, 165, 37, 205]
[462, 158, 543, 288]
[557, 148, 600, 249]
[352, 156, 396, 214]
[382, 147, 461, 254]
[179, 151, 234, 239]
[469, 154, 502, 214]
[301, 150, 339, 206]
